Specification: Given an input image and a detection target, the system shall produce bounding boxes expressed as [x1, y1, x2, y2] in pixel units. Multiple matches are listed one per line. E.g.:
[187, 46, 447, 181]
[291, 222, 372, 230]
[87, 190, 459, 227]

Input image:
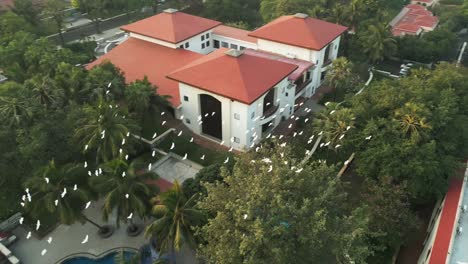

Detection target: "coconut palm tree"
[125, 77, 169, 116]
[358, 23, 396, 63]
[0, 93, 32, 127]
[395, 102, 432, 142]
[25, 75, 60, 109]
[24, 160, 104, 230]
[145, 181, 205, 255]
[325, 57, 353, 101]
[91, 158, 158, 229]
[313, 103, 356, 150]
[74, 96, 139, 163]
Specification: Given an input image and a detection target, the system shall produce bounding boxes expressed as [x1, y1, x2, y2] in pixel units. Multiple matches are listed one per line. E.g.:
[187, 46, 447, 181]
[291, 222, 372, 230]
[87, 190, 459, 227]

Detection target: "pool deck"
[9, 199, 197, 264]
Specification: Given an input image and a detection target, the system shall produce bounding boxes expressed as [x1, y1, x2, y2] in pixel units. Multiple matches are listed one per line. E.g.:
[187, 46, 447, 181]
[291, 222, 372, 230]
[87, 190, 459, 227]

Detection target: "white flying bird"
[55, 200, 59, 206]
[107, 82, 112, 88]
[84, 144, 89, 151]
[122, 172, 126, 177]
[162, 121, 166, 126]
[41, 249, 47, 256]
[44, 177, 49, 184]
[26, 231, 31, 239]
[152, 150, 156, 157]
[200, 155, 205, 160]
[335, 144, 341, 149]
[36, 220, 41, 230]
[61, 188, 67, 198]
[177, 131, 182, 137]
[125, 154, 129, 160]
[127, 213, 133, 219]
[318, 131, 323, 136]
[365, 136, 372, 140]
[243, 214, 248, 220]
[81, 235, 88, 244]
[161, 111, 165, 116]
[85, 201, 91, 209]
[148, 163, 152, 170]
[220, 140, 225, 145]
[268, 165, 273, 172]
[47, 237, 52, 244]
[346, 126, 351, 130]
[339, 134, 345, 140]
[324, 141, 331, 146]
[325, 102, 331, 106]
[84, 161, 87, 168]
[262, 158, 272, 163]
[224, 157, 229, 163]
[228, 146, 233, 152]
[88, 171, 92, 176]
[183, 153, 187, 160]
[330, 110, 336, 115]
[126, 132, 130, 137]
[121, 139, 125, 145]
[73, 184, 77, 191]
[19, 217, 24, 225]
[170, 142, 175, 150]
[125, 194, 129, 199]
[190, 137, 194, 142]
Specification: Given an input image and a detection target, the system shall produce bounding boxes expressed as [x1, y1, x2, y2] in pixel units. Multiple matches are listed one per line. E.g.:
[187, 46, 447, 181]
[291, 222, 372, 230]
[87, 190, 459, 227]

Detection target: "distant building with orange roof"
[390, 4, 439, 37]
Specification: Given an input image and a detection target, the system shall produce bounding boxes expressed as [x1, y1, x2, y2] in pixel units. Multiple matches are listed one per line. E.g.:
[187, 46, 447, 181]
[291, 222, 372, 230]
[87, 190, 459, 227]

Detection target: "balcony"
[295, 79, 312, 96]
[260, 104, 279, 125]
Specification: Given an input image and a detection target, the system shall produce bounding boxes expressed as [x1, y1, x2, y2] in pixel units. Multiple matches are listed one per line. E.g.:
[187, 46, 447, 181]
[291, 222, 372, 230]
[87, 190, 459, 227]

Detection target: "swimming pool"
[61, 250, 136, 264]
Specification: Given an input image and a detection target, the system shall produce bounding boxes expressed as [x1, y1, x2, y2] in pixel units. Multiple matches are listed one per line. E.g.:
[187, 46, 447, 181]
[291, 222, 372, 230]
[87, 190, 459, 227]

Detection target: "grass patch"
[157, 134, 232, 166]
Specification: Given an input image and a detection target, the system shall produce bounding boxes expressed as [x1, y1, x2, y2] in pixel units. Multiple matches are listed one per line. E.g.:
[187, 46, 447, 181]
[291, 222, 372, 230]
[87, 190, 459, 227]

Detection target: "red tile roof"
[429, 178, 464, 264]
[243, 49, 313, 81]
[167, 48, 297, 104]
[86, 38, 203, 106]
[121, 11, 221, 44]
[249, 15, 347, 50]
[391, 4, 438, 36]
[212, 25, 257, 43]
[0, 0, 14, 10]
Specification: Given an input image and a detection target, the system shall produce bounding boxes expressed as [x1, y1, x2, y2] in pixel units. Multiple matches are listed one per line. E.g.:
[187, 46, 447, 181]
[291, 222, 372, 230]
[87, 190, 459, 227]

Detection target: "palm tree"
[24, 160, 103, 230]
[74, 96, 139, 163]
[358, 23, 397, 63]
[394, 102, 432, 142]
[325, 57, 353, 101]
[125, 77, 169, 115]
[91, 159, 158, 229]
[145, 181, 205, 255]
[25, 75, 60, 109]
[313, 103, 355, 150]
[0, 94, 32, 127]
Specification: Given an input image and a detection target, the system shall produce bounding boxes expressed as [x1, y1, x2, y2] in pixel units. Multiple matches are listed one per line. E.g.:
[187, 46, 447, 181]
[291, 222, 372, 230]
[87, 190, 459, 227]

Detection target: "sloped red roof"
[212, 25, 257, 43]
[249, 15, 347, 50]
[121, 11, 221, 44]
[428, 178, 464, 264]
[391, 4, 438, 36]
[167, 48, 297, 104]
[0, 0, 14, 10]
[86, 38, 203, 106]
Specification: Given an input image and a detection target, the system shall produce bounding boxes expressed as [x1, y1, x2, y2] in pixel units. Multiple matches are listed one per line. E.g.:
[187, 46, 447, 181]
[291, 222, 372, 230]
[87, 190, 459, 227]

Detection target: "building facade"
[88, 9, 347, 150]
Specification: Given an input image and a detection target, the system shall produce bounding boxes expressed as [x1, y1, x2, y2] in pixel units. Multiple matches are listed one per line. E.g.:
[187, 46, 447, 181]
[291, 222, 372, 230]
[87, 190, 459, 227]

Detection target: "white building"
[88, 9, 347, 151]
[417, 162, 468, 264]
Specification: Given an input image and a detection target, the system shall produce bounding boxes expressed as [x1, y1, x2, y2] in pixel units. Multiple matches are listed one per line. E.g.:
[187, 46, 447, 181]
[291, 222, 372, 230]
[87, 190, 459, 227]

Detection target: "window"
[251, 112, 255, 119]
[179, 45, 184, 49]
[185, 118, 191, 124]
[214, 40, 220, 48]
[285, 92, 289, 97]
[230, 44, 238, 49]
[206, 41, 210, 47]
[221, 42, 229, 48]
[234, 137, 240, 143]
[202, 43, 205, 49]
[206, 33, 210, 38]
[185, 42, 189, 48]
[240, 46, 246, 50]
[201, 35, 205, 41]
[183, 96, 189, 102]
[234, 113, 240, 120]
[306, 70, 311, 80]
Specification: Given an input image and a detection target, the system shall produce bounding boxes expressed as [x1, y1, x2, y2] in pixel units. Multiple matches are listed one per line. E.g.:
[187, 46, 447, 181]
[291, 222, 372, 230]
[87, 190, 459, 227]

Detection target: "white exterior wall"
[257, 36, 341, 93]
[417, 199, 444, 264]
[175, 30, 216, 54]
[129, 32, 178, 48]
[177, 77, 293, 151]
[257, 39, 311, 61]
[212, 34, 257, 50]
[129, 31, 215, 54]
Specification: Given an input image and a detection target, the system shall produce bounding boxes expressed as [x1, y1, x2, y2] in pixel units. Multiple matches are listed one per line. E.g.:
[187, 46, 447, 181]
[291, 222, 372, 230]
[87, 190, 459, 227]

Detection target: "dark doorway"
[200, 94, 222, 140]
[263, 88, 275, 115]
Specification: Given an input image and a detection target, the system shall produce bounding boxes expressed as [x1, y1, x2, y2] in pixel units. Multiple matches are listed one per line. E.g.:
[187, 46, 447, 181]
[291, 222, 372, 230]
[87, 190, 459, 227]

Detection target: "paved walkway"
[9, 198, 197, 264]
[10, 199, 147, 264]
[151, 153, 202, 183]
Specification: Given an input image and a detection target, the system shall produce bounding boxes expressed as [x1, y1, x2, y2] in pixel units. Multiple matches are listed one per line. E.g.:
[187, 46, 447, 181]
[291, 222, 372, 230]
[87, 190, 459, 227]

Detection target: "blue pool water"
[61, 251, 136, 264]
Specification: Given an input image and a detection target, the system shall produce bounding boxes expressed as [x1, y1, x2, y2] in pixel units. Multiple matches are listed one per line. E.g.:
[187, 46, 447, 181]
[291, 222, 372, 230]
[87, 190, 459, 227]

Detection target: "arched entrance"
[199, 94, 222, 140]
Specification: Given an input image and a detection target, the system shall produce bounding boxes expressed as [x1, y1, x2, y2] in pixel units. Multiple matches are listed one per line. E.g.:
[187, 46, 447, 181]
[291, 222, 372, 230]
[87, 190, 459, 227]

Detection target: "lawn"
[157, 133, 233, 167]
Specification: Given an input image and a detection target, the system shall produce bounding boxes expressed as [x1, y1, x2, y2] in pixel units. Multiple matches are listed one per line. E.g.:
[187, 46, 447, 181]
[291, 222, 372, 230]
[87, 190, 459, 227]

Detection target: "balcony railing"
[295, 79, 312, 95]
[262, 104, 279, 119]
